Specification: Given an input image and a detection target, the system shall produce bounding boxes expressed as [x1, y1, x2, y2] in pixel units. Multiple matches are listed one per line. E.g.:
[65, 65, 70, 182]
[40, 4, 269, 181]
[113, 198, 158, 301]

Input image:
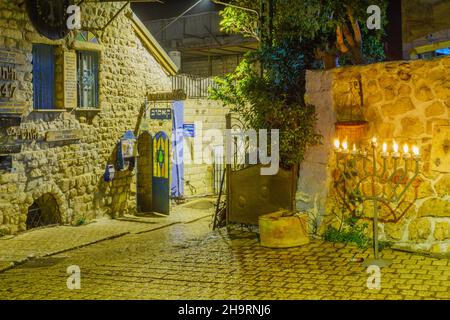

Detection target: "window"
[77, 51, 99, 108]
[32, 44, 55, 110]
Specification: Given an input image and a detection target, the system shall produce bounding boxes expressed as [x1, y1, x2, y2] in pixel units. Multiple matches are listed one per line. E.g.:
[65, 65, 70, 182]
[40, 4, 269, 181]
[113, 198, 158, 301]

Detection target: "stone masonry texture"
[0, 1, 173, 234]
[299, 56, 450, 254]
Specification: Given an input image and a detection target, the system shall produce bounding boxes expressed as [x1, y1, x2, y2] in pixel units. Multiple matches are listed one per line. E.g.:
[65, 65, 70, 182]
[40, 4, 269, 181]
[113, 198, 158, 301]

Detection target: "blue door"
[152, 131, 170, 214]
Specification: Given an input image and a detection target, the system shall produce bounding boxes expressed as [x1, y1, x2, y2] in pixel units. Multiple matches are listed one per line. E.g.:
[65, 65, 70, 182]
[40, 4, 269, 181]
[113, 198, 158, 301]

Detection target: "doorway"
[26, 193, 61, 230]
[137, 132, 153, 213]
[152, 131, 170, 215]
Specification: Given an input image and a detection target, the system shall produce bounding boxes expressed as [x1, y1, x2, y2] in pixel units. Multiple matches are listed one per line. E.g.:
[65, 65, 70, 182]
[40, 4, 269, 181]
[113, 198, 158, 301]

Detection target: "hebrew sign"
[46, 129, 82, 142]
[64, 51, 78, 109]
[0, 50, 26, 115]
[150, 108, 172, 120]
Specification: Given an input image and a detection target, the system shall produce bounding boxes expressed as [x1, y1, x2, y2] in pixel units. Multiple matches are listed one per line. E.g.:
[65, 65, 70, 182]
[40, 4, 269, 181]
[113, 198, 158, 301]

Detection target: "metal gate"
[26, 194, 61, 230]
[225, 113, 295, 226]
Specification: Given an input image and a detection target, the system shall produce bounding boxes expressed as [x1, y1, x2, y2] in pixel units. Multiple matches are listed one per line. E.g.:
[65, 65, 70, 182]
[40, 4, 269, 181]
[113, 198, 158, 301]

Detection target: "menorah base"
[362, 258, 392, 268]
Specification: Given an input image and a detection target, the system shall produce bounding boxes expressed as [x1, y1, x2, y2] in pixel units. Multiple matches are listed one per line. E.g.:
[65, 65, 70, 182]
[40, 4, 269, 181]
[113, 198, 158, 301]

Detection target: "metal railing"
[171, 74, 218, 99]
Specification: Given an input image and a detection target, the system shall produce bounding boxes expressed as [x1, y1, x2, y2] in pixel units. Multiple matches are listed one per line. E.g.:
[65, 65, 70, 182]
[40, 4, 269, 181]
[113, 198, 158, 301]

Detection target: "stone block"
[415, 85, 434, 102]
[408, 218, 431, 241]
[425, 102, 446, 118]
[381, 97, 415, 117]
[418, 198, 450, 217]
[401, 117, 425, 136]
[385, 223, 403, 240]
[435, 174, 450, 197]
[434, 221, 449, 241]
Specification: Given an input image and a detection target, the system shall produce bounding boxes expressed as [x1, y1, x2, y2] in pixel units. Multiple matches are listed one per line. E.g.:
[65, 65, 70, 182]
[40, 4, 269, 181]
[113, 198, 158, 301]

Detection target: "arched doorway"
[26, 193, 61, 230]
[137, 132, 153, 213]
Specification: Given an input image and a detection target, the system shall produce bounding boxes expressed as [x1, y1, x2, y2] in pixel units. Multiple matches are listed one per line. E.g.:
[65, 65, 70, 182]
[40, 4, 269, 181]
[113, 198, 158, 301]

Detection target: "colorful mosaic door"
[152, 131, 170, 214]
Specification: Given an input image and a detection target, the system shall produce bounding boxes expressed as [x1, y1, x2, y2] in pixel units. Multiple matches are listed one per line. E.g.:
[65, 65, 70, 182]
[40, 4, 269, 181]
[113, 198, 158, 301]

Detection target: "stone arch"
[21, 181, 70, 230]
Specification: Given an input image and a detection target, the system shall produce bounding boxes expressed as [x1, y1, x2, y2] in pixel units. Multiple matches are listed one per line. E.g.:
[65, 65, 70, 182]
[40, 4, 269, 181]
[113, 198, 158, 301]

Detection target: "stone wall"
[183, 98, 229, 196]
[299, 56, 450, 254]
[0, 1, 172, 234]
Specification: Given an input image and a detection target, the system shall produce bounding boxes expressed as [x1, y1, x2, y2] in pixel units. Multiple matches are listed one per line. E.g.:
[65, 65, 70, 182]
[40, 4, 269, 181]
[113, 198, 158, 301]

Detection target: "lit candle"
[342, 140, 349, 154]
[412, 145, 421, 160]
[334, 139, 340, 152]
[352, 143, 358, 155]
[392, 141, 400, 158]
[381, 142, 389, 158]
[403, 144, 411, 159]
[371, 137, 378, 147]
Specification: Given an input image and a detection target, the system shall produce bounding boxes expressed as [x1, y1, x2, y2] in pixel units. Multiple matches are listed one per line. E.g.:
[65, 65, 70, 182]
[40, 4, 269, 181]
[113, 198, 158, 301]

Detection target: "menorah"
[333, 137, 421, 267]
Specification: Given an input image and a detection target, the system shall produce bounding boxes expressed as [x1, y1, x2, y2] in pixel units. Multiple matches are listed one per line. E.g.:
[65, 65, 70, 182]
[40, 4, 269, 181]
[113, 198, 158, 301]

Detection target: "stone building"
[135, 2, 257, 77]
[0, 1, 182, 235]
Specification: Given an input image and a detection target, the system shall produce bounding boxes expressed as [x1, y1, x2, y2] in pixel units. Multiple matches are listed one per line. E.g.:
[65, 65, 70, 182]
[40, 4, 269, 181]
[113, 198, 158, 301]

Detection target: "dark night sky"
[131, 0, 223, 21]
[132, 0, 406, 60]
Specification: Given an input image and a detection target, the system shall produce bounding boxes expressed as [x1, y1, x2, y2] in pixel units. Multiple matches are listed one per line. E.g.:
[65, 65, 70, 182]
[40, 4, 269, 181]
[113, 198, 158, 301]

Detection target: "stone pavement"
[0, 198, 215, 273]
[0, 213, 449, 300]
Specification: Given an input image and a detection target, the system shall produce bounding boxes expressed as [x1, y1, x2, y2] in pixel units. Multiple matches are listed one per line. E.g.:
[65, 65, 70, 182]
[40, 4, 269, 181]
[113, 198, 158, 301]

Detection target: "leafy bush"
[323, 224, 371, 249]
[75, 216, 88, 226]
[323, 217, 370, 248]
[210, 42, 322, 167]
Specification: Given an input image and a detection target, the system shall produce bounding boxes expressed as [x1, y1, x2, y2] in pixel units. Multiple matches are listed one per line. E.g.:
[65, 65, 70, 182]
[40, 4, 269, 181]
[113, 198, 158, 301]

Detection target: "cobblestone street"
[0, 211, 449, 300]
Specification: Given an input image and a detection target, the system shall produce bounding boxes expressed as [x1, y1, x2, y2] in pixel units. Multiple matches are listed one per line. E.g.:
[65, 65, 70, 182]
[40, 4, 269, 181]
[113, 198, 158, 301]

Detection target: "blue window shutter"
[32, 44, 55, 110]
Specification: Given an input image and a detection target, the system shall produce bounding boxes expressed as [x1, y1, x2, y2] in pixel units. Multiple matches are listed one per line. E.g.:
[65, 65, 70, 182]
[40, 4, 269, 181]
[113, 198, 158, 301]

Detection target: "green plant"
[75, 216, 88, 226]
[323, 217, 370, 248]
[210, 42, 322, 168]
[219, 0, 388, 68]
[378, 240, 393, 251]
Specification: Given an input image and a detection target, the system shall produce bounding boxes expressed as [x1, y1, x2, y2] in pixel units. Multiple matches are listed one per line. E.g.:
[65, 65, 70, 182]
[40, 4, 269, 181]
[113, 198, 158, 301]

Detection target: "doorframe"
[136, 131, 153, 213]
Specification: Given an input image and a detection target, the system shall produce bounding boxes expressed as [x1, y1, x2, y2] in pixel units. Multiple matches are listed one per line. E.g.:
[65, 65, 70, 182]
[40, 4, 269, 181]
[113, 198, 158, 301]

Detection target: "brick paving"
[0, 213, 449, 300]
[0, 199, 214, 272]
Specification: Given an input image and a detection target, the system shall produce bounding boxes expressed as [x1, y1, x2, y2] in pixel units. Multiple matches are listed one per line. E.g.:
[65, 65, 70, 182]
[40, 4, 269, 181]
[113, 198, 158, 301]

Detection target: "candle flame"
[382, 142, 387, 153]
[372, 137, 377, 144]
[334, 139, 340, 149]
[393, 141, 399, 153]
[353, 144, 356, 152]
[403, 144, 409, 154]
[413, 145, 420, 156]
[342, 141, 348, 151]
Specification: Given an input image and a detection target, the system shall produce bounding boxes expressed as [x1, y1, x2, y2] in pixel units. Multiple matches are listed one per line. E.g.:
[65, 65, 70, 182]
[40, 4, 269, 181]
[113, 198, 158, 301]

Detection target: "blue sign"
[150, 108, 172, 120]
[183, 123, 195, 137]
